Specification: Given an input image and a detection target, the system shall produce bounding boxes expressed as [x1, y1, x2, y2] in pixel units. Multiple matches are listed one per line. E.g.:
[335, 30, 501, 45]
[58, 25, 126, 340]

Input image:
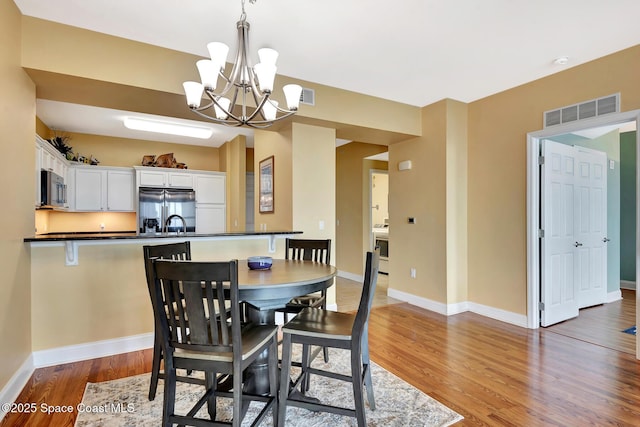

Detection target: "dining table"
[235, 258, 337, 396]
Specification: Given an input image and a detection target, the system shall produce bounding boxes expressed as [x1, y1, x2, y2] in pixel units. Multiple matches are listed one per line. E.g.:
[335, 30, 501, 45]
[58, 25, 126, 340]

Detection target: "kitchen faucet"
[164, 214, 187, 234]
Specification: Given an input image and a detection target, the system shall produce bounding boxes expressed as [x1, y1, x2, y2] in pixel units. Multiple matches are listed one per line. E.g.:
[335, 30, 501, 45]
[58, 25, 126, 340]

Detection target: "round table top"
[237, 259, 336, 310]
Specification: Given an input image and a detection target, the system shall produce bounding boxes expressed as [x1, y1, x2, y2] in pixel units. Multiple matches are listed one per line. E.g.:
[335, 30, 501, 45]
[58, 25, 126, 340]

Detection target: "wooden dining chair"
[152, 258, 278, 427]
[277, 249, 380, 427]
[276, 238, 332, 362]
[143, 241, 202, 401]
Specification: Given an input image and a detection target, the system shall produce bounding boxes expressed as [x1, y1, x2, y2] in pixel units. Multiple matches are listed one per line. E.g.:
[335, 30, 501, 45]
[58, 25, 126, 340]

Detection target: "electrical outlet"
[410, 268, 416, 278]
[100, 223, 105, 230]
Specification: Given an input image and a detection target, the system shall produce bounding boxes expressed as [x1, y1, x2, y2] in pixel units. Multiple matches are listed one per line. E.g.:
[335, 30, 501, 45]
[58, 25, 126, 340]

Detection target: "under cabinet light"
[123, 117, 213, 139]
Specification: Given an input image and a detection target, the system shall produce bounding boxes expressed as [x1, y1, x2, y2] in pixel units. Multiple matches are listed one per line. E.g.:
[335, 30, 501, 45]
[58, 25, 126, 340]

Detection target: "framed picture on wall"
[259, 156, 274, 213]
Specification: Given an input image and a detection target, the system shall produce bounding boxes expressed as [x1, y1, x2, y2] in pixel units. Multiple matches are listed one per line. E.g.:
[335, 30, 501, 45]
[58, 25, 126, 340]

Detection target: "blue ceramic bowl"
[247, 256, 273, 270]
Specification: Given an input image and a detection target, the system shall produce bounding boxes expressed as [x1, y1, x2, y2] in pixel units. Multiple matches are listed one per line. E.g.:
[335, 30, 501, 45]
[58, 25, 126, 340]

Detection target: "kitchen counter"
[25, 230, 303, 265]
[24, 230, 301, 242]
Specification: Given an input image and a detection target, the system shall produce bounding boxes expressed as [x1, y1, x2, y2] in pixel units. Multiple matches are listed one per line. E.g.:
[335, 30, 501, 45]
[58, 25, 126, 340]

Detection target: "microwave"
[40, 170, 67, 208]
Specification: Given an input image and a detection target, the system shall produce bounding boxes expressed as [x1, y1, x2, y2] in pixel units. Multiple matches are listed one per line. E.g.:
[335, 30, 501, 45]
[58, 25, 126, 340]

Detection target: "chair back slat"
[151, 259, 239, 356]
[285, 238, 331, 265]
[353, 249, 380, 341]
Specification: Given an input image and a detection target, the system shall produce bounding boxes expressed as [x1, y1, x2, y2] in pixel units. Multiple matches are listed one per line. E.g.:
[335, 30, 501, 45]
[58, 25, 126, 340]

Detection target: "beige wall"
[336, 142, 387, 275]
[0, 0, 35, 393]
[390, 100, 449, 302]
[445, 100, 468, 304]
[291, 123, 337, 305]
[223, 135, 247, 232]
[253, 129, 293, 231]
[467, 45, 640, 315]
[291, 123, 336, 241]
[58, 132, 220, 171]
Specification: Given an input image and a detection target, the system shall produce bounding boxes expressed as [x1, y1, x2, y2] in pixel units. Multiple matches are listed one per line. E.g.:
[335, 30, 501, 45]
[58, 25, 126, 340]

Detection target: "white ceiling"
[16, 0, 640, 146]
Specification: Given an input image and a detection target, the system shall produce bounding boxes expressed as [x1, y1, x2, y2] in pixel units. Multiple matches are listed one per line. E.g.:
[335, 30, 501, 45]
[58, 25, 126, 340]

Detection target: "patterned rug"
[75, 346, 462, 426]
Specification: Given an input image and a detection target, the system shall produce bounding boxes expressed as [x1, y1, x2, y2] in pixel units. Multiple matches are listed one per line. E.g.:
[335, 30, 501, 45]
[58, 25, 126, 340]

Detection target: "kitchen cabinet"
[36, 135, 69, 208]
[196, 204, 226, 234]
[35, 141, 42, 207]
[71, 166, 135, 212]
[137, 167, 193, 188]
[195, 173, 225, 204]
[194, 172, 226, 233]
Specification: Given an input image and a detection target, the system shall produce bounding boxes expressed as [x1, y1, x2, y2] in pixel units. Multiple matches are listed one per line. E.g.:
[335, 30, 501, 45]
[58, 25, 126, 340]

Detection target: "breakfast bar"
[25, 230, 301, 265]
[24, 230, 339, 369]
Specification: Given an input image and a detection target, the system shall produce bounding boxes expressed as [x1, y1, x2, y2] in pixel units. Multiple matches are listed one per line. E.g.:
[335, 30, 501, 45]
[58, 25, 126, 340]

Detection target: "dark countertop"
[24, 230, 302, 242]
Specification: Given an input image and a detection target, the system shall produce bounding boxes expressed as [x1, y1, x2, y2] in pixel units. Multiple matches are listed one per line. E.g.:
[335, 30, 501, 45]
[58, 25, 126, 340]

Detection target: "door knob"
[603, 237, 610, 243]
[574, 242, 583, 247]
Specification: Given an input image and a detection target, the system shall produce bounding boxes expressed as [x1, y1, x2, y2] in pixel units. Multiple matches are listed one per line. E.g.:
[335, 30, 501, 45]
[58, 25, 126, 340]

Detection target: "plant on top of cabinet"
[47, 133, 73, 157]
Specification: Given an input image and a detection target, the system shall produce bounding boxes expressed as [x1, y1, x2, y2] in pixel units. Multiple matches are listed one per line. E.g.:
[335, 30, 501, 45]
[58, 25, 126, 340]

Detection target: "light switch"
[319, 220, 325, 230]
[609, 160, 615, 170]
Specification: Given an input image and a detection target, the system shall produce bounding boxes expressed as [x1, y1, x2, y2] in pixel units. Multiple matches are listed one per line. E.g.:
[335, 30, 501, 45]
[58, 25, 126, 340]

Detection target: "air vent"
[544, 93, 620, 128]
[300, 87, 315, 106]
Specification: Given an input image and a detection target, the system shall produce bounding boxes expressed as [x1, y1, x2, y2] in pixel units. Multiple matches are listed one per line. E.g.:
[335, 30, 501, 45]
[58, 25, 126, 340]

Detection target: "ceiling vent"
[544, 93, 619, 128]
[300, 87, 315, 106]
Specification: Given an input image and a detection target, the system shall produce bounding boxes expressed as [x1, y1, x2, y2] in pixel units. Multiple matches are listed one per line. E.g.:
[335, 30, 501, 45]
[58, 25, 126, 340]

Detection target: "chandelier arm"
[197, 88, 243, 125]
[243, 92, 271, 122]
[271, 103, 298, 114]
[189, 108, 274, 129]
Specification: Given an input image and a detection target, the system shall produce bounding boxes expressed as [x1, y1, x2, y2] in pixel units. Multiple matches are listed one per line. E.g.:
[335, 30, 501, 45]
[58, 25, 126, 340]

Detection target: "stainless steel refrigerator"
[138, 187, 196, 234]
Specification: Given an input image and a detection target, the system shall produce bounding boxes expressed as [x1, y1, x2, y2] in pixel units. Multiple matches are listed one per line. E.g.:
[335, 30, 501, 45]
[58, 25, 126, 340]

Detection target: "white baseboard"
[0, 354, 35, 422]
[387, 287, 528, 328]
[467, 302, 528, 328]
[32, 332, 154, 368]
[607, 289, 623, 303]
[387, 288, 451, 315]
[620, 280, 636, 290]
[337, 270, 363, 283]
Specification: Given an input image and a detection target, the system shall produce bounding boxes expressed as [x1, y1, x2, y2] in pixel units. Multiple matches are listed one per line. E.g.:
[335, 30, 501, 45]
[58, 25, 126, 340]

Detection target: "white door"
[541, 140, 609, 326]
[574, 147, 608, 308]
[541, 140, 579, 326]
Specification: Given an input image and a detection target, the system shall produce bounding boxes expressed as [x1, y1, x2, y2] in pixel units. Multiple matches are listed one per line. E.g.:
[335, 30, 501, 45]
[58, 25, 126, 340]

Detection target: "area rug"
[622, 325, 636, 335]
[74, 346, 462, 426]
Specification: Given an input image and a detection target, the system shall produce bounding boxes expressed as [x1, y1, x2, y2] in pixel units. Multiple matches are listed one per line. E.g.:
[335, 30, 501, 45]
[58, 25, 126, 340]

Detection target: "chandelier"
[182, 0, 302, 129]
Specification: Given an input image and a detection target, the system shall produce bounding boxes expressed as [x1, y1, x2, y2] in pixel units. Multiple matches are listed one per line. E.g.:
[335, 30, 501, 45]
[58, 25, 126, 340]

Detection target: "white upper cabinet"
[36, 136, 70, 208]
[136, 167, 194, 189]
[195, 174, 225, 204]
[70, 166, 135, 212]
[168, 172, 194, 188]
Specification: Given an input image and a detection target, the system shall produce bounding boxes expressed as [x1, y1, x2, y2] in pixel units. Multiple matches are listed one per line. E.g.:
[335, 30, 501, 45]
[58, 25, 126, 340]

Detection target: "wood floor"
[2, 278, 639, 426]
[545, 288, 636, 355]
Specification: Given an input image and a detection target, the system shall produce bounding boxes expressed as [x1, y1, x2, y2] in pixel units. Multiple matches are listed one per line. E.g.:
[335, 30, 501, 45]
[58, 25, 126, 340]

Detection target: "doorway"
[540, 140, 608, 326]
[526, 110, 640, 357]
[370, 169, 389, 274]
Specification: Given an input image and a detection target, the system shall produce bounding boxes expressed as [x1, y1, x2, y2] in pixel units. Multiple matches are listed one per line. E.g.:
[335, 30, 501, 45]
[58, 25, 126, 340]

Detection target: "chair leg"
[321, 299, 330, 363]
[278, 333, 293, 427]
[149, 335, 162, 401]
[162, 363, 177, 427]
[205, 371, 217, 421]
[351, 347, 367, 427]
[269, 337, 279, 427]
[363, 362, 375, 410]
[232, 363, 243, 427]
[361, 330, 375, 410]
[301, 343, 311, 392]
